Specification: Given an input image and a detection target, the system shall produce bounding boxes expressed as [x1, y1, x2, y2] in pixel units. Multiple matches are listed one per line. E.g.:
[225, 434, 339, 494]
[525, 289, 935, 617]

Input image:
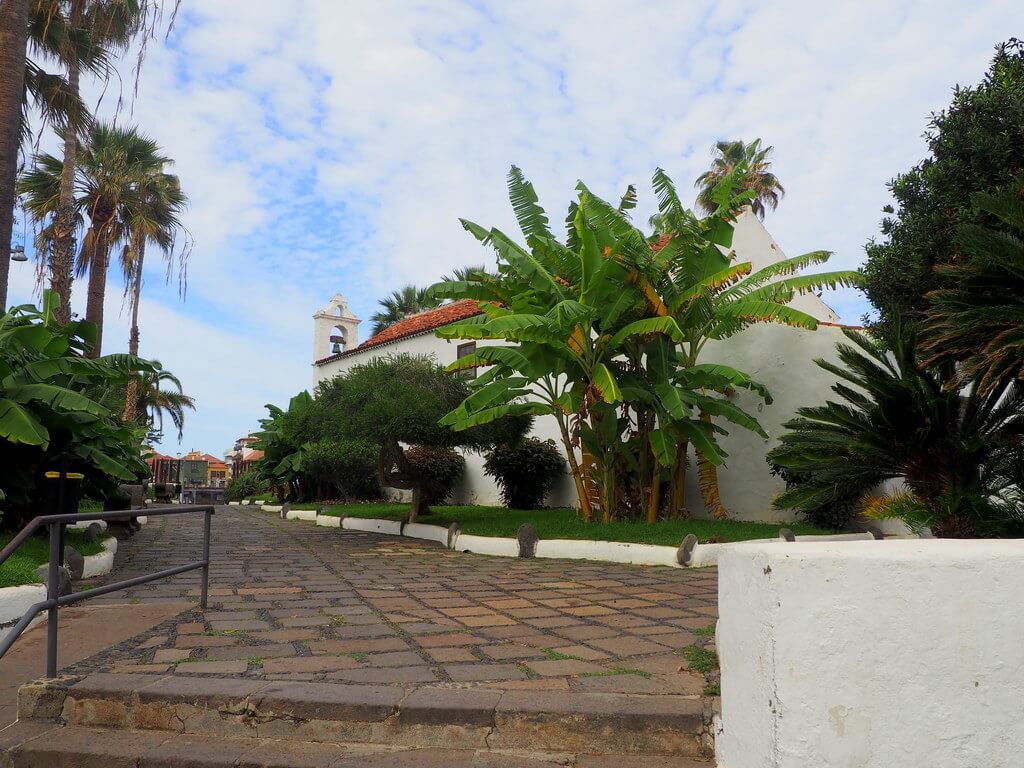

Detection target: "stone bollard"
[63, 546, 85, 580]
[517, 523, 539, 558]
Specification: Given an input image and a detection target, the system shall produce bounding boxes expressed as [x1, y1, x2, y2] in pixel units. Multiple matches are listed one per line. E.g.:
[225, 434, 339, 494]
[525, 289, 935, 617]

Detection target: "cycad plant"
[923, 182, 1024, 395]
[767, 326, 1024, 536]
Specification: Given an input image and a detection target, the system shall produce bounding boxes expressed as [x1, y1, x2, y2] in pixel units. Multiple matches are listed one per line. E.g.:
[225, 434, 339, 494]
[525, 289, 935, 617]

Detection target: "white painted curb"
[0, 584, 47, 625]
[402, 523, 449, 546]
[342, 517, 404, 536]
[535, 538, 680, 568]
[262, 504, 284, 513]
[285, 509, 317, 522]
[228, 501, 241, 506]
[69, 519, 107, 532]
[793, 532, 875, 542]
[81, 538, 118, 579]
[316, 515, 341, 527]
[452, 533, 519, 558]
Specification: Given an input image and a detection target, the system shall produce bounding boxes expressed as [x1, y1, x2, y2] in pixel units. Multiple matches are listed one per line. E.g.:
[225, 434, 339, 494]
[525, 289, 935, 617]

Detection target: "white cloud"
[9, 0, 1023, 452]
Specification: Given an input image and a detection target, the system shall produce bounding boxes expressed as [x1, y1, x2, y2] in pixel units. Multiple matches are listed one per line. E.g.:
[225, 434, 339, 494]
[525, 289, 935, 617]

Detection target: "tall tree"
[0, 0, 30, 310]
[19, 122, 170, 356]
[369, 284, 434, 336]
[863, 39, 1024, 341]
[694, 139, 785, 219]
[120, 167, 188, 420]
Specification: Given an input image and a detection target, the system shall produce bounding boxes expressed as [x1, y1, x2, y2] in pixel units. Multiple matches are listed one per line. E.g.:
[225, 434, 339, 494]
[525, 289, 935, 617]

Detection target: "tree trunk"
[83, 225, 111, 357]
[123, 240, 145, 421]
[696, 411, 729, 519]
[0, 0, 29, 311]
[49, 0, 84, 324]
[408, 485, 428, 524]
[556, 415, 593, 522]
[669, 440, 689, 518]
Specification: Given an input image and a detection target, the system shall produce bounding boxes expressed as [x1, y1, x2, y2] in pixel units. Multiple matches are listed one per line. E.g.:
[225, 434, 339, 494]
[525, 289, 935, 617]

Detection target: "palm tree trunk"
[0, 0, 29, 311]
[83, 227, 110, 357]
[49, 0, 84, 324]
[123, 240, 145, 421]
[669, 440, 689, 518]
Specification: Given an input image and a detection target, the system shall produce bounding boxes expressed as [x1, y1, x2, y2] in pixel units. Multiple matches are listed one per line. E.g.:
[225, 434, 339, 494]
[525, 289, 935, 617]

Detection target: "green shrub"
[225, 471, 266, 502]
[484, 438, 566, 509]
[404, 446, 465, 505]
[304, 438, 381, 501]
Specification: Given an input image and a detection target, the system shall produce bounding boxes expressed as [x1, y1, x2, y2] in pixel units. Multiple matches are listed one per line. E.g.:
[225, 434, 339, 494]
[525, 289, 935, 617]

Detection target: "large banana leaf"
[0, 399, 49, 446]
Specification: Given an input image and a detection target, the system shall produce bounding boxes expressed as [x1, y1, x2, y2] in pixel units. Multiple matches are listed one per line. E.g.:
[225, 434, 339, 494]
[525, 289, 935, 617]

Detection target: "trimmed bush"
[404, 446, 465, 505]
[304, 438, 381, 502]
[484, 438, 566, 509]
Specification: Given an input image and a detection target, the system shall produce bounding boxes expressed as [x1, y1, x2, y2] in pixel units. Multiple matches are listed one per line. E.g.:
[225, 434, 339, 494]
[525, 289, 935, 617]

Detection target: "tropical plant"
[484, 437, 566, 509]
[18, 122, 174, 355]
[128, 364, 193, 441]
[369, 284, 434, 336]
[224, 469, 267, 503]
[0, 290, 154, 530]
[251, 391, 314, 502]
[863, 39, 1024, 340]
[694, 139, 785, 219]
[311, 354, 528, 521]
[648, 168, 861, 518]
[767, 326, 1024, 537]
[922, 182, 1024, 395]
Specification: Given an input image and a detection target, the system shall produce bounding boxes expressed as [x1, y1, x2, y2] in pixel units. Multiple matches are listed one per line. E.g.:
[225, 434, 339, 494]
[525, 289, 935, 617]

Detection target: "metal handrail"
[0, 504, 215, 677]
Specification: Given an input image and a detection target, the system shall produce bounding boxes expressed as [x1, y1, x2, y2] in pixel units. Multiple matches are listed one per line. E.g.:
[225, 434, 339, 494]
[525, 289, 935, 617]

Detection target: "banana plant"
[649, 167, 863, 517]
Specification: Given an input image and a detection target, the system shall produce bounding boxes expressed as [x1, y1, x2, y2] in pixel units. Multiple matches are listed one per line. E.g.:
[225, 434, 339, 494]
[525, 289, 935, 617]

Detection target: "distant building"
[230, 437, 264, 478]
[181, 450, 231, 488]
[147, 453, 181, 484]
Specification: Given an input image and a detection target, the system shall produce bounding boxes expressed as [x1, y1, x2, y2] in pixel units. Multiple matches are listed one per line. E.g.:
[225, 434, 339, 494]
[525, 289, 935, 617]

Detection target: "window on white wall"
[457, 342, 477, 379]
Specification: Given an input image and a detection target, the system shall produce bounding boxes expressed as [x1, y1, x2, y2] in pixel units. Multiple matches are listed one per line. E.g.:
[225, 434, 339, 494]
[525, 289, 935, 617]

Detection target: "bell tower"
[313, 294, 360, 363]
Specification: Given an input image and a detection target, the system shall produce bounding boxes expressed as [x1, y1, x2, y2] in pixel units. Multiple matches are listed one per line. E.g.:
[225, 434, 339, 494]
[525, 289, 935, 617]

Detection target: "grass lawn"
[0, 529, 110, 588]
[319, 502, 828, 545]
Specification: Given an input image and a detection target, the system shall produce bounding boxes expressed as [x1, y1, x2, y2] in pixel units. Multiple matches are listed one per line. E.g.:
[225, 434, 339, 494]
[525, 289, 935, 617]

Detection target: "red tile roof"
[315, 300, 483, 366]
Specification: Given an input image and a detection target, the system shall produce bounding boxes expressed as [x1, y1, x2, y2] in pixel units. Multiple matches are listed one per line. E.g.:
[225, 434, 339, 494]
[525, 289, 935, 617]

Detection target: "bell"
[331, 342, 341, 354]
[10, 245, 27, 262]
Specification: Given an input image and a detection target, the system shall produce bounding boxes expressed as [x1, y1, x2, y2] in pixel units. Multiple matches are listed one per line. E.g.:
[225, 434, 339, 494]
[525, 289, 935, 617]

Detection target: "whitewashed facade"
[313, 211, 851, 522]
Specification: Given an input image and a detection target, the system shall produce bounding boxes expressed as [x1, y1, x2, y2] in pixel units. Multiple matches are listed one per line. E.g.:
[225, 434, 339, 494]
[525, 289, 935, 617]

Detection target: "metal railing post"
[46, 521, 60, 677]
[199, 507, 212, 609]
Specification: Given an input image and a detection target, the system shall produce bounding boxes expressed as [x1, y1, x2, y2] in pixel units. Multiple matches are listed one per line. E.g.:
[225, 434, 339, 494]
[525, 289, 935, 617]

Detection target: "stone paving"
[71, 506, 718, 696]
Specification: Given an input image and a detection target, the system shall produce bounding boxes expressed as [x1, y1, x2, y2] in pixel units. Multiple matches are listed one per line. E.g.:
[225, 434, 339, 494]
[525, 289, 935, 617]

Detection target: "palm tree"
[18, 122, 171, 356]
[923, 183, 1024, 395]
[768, 327, 1024, 537]
[369, 284, 435, 336]
[694, 139, 785, 219]
[129, 364, 194, 441]
[120, 168, 188, 421]
[0, 0, 30, 310]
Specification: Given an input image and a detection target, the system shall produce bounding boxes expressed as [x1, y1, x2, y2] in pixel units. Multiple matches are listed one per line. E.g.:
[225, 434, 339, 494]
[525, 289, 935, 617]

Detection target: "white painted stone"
[136, 516, 147, 526]
[285, 509, 317, 522]
[228, 501, 241, 506]
[535, 538, 679, 567]
[717, 540, 1024, 768]
[262, 504, 284, 513]
[316, 515, 341, 527]
[81, 538, 118, 579]
[0, 584, 47, 625]
[451, 534, 519, 558]
[68, 520, 107, 532]
[685, 538, 779, 568]
[402, 523, 449, 545]
[342, 517, 404, 536]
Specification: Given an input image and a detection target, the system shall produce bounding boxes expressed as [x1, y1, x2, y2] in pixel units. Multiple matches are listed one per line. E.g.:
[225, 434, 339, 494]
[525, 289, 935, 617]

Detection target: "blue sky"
[8, 0, 1022, 457]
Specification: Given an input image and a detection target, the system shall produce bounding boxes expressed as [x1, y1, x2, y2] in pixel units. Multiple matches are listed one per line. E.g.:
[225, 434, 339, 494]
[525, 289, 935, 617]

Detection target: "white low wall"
[451, 533, 519, 558]
[402, 523, 450, 546]
[342, 517, 404, 536]
[0, 584, 47, 625]
[716, 540, 1024, 768]
[284, 509, 317, 521]
[316, 514, 341, 527]
[81, 538, 118, 579]
[535, 539, 679, 568]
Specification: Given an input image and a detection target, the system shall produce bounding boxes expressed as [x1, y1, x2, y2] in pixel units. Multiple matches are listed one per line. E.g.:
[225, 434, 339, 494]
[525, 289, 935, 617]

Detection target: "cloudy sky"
[8, 0, 1022, 456]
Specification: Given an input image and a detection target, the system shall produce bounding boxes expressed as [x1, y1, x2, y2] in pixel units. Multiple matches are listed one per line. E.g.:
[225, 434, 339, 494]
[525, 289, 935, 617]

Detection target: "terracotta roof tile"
[315, 300, 483, 366]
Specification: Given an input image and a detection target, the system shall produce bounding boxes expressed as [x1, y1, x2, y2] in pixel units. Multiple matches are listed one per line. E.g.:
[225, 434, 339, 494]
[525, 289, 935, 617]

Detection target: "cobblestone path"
[73, 506, 718, 695]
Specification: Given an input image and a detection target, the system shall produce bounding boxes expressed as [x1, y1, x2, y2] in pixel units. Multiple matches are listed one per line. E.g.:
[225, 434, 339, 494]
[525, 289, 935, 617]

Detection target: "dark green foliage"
[923, 181, 1024, 394]
[304, 438, 381, 502]
[224, 471, 267, 503]
[404, 446, 465, 505]
[484, 438, 567, 509]
[863, 39, 1024, 338]
[767, 327, 1024, 537]
[251, 392, 314, 501]
[0, 292, 154, 531]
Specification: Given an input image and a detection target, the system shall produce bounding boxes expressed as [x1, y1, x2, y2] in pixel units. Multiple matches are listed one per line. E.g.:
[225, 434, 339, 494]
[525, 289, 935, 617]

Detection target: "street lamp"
[10, 245, 26, 262]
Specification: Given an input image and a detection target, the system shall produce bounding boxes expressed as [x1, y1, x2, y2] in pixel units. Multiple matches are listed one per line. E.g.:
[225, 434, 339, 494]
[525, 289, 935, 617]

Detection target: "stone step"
[0, 723, 713, 767]
[17, 673, 709, 758]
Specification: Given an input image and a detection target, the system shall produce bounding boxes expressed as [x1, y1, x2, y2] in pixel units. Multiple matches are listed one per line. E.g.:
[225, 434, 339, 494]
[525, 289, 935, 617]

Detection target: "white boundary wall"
[716, 540, 1024, 768]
